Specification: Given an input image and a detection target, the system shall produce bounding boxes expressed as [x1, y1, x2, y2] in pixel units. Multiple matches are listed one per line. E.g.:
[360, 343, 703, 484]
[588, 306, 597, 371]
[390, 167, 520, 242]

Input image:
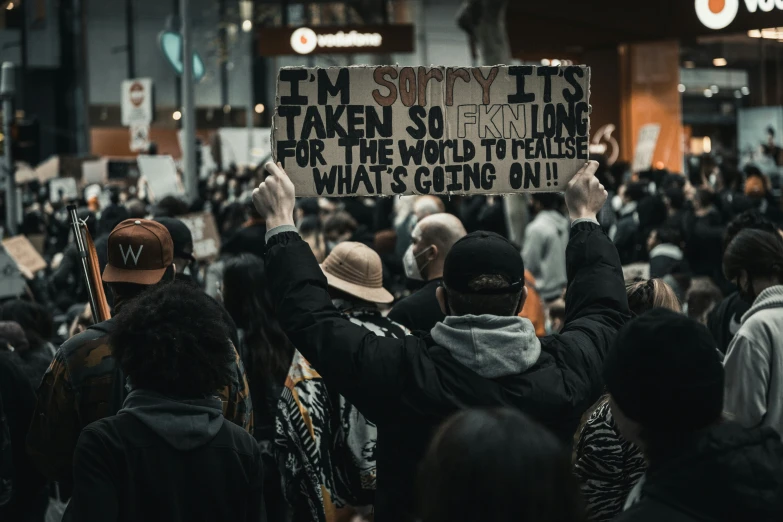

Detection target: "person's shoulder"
[213, 417, 261, 457]
[57, 321, 116, 382]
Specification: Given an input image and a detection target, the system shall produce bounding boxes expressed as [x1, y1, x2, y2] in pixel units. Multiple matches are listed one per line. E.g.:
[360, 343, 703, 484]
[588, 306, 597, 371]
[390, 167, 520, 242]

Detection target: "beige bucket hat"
[320, 241, 393, 304]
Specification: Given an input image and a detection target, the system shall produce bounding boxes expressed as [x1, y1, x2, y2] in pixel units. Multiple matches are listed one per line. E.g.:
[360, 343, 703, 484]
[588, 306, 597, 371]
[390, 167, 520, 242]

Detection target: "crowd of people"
[0, 152, 783, 522]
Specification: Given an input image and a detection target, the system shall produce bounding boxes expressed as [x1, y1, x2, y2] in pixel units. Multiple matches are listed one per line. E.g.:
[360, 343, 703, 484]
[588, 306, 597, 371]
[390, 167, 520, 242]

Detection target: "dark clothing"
[707, 292, 751, 355]
[27, 317, 253, 483]
[388, 278, 444, 333]
[648, 244, 688, 279]
[459, 196, 508, 237]
[266, 222, 629, 522]
[49, 243, 89, 310]
[613, 204, 640, 265]
[615, 423, 783, 522]
[0, 354, 47, 522]
[683, 209, 726, 288]
[221, 222, 266, 258]
[66, 392, 265, 522]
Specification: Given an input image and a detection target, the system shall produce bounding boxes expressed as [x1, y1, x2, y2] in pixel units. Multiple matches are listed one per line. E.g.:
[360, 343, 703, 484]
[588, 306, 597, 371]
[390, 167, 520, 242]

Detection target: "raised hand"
[565, 160, 607, 222]
[252, 161, 297, 230]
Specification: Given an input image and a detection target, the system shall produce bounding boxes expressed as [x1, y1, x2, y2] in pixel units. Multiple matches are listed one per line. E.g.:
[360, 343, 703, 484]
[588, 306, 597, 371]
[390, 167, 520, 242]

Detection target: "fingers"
[265, 161, 289, 181]
[569, 160, 599, 188]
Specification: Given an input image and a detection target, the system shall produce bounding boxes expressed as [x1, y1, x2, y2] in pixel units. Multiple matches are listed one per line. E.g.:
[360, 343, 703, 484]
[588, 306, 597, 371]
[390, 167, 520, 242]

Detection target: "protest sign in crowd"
[1, 64, 783, 522]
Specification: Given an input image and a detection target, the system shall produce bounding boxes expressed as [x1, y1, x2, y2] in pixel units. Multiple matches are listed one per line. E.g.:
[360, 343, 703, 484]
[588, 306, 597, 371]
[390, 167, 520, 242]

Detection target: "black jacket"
[388, 278, 444, 334]
[0, 354, 47, 522]
[266, 222, 629, 522]
[706, 292, 750, 355]
[615, 423, 783, 522]
[66, 394, 265, 522]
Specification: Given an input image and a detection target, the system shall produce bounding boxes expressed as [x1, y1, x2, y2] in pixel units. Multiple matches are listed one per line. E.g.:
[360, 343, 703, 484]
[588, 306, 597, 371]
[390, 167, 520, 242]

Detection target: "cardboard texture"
[137, 155, 183, 201]
[3, 235, 48, 274]
[273, 65, 591, 197]
[178, 212, 221, 261]
[632, 123, 661, 173]
[49, 177, 79, 203]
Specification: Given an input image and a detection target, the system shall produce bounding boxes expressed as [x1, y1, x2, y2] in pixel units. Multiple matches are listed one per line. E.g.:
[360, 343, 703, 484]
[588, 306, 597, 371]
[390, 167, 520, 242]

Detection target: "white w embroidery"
[119, 244, 144, 266]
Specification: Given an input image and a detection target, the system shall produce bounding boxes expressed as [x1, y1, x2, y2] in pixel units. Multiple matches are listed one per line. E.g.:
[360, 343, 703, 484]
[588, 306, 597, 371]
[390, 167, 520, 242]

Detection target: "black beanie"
[603, 308, 724, 432]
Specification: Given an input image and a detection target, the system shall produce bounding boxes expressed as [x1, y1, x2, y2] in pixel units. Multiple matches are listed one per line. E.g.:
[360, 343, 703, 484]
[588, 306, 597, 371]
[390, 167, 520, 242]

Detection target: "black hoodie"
[616, 422, 783, 522]
[65, 390, 265, 522]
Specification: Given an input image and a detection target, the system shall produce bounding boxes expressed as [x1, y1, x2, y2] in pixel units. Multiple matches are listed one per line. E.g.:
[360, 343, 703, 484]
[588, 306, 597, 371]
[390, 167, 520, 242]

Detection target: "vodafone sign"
[258, 24, 413, 57]
[696, 0, 783, 30]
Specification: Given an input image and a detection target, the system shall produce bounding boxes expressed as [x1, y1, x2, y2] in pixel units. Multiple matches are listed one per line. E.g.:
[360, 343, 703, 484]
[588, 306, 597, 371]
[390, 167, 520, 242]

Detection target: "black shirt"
[388, 278, 444, 334]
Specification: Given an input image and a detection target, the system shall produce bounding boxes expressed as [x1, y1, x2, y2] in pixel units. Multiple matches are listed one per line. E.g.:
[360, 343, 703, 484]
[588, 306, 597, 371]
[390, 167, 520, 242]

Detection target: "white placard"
[121, 78, 154, 126]
[49, 177, 79, 203]
[632, 123, 661, 173]
[217, 128, 273, 167]
[137, 154, 183, 201]
[130, 122, 151, 152]
[82, 158, 108, 185]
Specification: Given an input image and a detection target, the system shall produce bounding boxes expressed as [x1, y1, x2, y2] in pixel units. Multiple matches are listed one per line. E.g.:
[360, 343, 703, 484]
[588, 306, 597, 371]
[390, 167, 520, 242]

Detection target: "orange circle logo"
[695, 0, 739, 30]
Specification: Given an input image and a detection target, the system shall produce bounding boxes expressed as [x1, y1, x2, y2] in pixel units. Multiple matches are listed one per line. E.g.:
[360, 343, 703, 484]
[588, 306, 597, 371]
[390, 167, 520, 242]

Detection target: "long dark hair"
[222, 254, 294, 389]
[418, 408, 585, 522]
[724, 229, 783, 283]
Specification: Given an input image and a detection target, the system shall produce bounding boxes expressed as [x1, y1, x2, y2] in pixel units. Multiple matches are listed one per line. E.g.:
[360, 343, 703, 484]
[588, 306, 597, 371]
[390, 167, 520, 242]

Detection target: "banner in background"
[273, 65, 591, 197]
[178, 212, 221, 261]
[632, 123, 661, 173]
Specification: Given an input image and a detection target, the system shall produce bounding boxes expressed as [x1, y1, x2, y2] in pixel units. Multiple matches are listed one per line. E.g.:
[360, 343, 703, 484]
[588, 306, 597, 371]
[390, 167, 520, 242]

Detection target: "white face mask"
[403, 244, 432, 281]
[611, 194, 623, 212]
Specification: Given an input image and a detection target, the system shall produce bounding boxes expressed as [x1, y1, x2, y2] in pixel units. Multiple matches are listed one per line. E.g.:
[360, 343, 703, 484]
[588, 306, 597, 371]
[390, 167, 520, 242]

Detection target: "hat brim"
[102, 264, 167, 285]
[320, 265, 393, 304]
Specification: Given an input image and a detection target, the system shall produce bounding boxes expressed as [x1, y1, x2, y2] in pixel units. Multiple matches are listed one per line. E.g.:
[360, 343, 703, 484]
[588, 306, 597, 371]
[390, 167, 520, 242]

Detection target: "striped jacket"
[574, 397, 646, 522]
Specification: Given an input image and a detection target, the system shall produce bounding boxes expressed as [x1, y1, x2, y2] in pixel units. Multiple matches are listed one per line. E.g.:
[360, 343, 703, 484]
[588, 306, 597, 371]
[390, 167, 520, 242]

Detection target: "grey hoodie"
[431, 315, 541, 379]
[118, 389, 225, 451]
[522, 210, 570, 301]
[724, 285, 783, 437]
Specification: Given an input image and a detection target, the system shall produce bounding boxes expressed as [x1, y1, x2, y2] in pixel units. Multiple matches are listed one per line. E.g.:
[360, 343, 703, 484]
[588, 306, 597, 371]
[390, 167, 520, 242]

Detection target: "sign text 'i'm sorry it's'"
[273, 65, 591, 197]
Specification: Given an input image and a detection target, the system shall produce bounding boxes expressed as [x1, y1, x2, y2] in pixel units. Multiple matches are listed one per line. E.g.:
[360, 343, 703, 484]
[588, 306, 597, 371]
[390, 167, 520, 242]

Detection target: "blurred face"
[409, 224, 436, 279]
[319, 198, 337, 222]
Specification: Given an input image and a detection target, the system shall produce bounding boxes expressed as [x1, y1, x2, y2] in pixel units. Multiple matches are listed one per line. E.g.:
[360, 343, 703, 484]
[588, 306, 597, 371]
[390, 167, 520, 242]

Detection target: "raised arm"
[255, 163, 418, 419]
[550, 162, 631, 406]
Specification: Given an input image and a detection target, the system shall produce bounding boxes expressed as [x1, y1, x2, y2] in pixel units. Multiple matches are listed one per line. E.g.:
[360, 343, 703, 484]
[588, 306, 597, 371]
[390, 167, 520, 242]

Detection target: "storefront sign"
[258, 25, 414, 56]
[273, 65, 591, 197]
[696, 0, 783, 30]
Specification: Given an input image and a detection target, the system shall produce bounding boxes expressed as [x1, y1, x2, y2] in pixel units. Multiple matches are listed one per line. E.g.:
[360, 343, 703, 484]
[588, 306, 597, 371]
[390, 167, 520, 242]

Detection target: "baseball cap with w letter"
[103, 219, 174, 285]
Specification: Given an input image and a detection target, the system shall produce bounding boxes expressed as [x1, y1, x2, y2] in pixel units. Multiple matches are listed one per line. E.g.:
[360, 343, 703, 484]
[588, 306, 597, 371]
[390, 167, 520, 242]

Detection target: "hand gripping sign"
[273, 65, 591, 197]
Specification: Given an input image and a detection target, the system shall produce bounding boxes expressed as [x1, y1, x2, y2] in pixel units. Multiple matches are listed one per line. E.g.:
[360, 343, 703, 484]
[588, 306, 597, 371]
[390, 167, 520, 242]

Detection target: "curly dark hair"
[110, 281, 235, 396]
[723, 209, 779, 250]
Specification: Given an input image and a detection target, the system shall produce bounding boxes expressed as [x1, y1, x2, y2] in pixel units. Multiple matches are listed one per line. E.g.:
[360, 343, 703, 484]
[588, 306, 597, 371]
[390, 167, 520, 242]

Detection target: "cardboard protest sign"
[632, 123, 661, 173]
[3, 235, 48, 274]
[137, 155, 183, 201]
[273, 65, 590, 197]
[178, 212, 221, 261]
[82, 158, 108, 185]
[0, 245, 25, 300]
[49, 177, 79, 203]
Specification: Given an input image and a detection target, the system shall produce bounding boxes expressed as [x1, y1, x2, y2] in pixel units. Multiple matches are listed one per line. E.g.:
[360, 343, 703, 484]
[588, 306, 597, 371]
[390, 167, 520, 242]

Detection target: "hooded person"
[66, 282, 265, 522]
[606, 309, 783, 522]
[254, 160, 629, 522]
[723, 229, 783, 436]
[27, 219, 253, 485]
[521, 193, 569, 301]
[277, 241, 408, 522]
